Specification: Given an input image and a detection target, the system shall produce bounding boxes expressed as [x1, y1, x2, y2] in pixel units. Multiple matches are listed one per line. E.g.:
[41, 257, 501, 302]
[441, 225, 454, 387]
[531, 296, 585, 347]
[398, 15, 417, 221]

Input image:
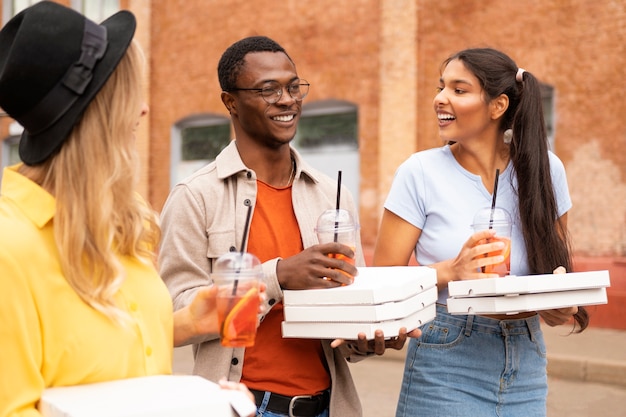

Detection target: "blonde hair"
[36, 41, 160, 323]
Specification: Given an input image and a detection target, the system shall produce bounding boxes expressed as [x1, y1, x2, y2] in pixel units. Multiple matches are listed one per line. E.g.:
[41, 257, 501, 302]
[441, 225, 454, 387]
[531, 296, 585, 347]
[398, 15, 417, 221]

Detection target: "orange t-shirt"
[240, 180, 330, 396]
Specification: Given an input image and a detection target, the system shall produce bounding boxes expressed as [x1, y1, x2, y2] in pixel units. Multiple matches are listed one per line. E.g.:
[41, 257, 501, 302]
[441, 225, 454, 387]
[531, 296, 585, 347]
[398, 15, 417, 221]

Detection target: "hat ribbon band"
[17, 19, 108, 136]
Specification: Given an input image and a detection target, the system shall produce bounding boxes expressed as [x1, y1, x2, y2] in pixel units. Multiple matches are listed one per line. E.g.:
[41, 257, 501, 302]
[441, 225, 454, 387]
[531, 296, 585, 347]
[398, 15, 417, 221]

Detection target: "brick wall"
[145, 0, 625, 328]
[146, 0, 626, 258]
[1, 0, 623, 327]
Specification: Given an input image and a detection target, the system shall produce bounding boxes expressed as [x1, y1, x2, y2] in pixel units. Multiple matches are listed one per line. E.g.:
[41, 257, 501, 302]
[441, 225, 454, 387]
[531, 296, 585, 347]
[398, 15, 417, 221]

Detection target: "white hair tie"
[516, 68, 525, 83]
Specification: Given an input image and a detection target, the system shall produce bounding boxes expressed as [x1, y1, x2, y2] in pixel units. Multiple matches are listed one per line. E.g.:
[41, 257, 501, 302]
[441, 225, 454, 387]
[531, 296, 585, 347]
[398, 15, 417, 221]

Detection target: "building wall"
[1, 1, 623, 254]
[0, 0, 623, 327]
[148, 0, 626, 259]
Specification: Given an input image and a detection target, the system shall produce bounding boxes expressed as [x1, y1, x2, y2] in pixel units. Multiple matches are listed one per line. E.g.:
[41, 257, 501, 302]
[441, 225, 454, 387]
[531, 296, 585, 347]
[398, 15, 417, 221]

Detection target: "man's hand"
[276, 243, 357, 289]
[330, 327, 419, 355]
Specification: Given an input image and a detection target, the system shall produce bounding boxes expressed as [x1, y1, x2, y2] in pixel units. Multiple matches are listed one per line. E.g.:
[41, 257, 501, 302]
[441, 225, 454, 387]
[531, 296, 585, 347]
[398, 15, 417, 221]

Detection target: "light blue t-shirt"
[384, 145, 572, 304]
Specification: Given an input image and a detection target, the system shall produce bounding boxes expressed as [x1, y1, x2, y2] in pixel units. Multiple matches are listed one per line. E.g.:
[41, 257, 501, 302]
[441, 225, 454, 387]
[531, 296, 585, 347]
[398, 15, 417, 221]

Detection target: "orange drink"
[329, 245, 357, 280]
[211, 252, 262, 347]
[329, 251, 356, 266]
[472, 207, 512, 277]
[316, 209, 359, 280]
[482, 236, 511, 276]
[216, 286, 260, 347]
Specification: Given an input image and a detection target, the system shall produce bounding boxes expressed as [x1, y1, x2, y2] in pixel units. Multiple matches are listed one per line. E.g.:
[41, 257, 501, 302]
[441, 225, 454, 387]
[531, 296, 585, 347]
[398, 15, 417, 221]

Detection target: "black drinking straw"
[488, 169, 500, 230]
[482, 169, 500, 273]
[334, 171, 342, 242]
[232, 204, 254, 296]
[240, 204, 253, 253]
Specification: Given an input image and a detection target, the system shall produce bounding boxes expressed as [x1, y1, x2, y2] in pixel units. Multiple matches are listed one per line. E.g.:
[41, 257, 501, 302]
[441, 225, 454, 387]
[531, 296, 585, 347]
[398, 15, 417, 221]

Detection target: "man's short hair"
[218, 35, 293, 92]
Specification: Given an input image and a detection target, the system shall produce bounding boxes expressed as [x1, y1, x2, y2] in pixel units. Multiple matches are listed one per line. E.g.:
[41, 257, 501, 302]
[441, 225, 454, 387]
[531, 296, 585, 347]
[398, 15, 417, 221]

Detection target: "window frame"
[170, 113, 231, 188]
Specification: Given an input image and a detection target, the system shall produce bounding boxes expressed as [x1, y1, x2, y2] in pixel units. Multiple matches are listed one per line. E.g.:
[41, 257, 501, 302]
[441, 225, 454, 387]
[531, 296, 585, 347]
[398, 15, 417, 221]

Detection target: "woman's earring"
[503, 129, 513, 144]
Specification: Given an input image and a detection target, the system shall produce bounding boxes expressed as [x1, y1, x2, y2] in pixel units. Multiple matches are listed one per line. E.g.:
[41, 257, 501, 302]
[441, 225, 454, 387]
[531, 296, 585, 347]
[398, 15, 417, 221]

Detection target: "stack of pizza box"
[447, 270, 610, 315]
[38, 375, 256, 417]
[281, 266, 437, 339]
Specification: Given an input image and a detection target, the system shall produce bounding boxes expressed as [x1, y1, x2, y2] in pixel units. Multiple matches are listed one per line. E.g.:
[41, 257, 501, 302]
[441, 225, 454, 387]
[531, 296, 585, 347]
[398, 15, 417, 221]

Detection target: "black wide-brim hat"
[0, 1, 136, 165]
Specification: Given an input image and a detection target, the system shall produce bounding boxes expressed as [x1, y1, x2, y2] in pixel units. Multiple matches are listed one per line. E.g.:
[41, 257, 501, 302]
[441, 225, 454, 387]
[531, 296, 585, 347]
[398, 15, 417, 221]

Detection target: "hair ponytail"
[446, 48, 588, 331]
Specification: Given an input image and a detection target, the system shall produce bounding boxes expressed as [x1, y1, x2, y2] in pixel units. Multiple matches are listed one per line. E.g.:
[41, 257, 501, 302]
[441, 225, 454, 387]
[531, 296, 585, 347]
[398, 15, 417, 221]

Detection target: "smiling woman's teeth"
[272, 115, 294, 122]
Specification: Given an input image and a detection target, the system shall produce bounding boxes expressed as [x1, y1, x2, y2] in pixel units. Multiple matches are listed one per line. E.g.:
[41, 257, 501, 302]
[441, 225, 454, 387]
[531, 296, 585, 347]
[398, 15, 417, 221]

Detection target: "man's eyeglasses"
[228, 80, 310, 104]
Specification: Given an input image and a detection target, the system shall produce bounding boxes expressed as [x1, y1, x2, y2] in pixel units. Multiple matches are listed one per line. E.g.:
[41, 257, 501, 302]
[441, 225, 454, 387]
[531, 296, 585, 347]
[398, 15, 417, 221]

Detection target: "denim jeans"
[396, 305, 548, 417]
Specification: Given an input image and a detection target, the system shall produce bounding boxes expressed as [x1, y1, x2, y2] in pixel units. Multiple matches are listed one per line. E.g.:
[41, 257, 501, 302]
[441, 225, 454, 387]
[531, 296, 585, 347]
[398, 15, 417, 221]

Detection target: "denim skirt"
[396, 305, 548, 417]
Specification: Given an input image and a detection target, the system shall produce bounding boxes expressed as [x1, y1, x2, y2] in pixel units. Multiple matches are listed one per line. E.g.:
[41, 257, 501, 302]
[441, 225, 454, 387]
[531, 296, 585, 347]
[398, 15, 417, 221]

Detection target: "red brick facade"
[1, 0, 624, 328]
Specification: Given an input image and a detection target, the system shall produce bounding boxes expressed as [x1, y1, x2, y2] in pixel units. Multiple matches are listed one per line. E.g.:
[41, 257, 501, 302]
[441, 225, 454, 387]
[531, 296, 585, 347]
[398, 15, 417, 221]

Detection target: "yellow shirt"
[0, 166, 173, 417]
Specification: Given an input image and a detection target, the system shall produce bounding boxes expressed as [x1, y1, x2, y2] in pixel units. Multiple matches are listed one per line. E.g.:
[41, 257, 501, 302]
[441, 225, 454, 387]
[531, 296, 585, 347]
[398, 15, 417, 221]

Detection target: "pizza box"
[446, 287, 608, 315]
[38, 375, 256, 417]
[281, 302, 436, 339]
[448, 270, 610, 298]
[283, 285, 438, 323]
[283, 266, 436, 306]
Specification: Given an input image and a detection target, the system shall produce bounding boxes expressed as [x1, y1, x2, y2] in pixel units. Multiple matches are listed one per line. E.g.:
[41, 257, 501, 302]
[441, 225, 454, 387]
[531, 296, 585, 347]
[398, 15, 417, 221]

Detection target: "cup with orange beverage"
[472, 207, 512, 276]
[211, 252, 262, 347]
[315, 209, 358, 274]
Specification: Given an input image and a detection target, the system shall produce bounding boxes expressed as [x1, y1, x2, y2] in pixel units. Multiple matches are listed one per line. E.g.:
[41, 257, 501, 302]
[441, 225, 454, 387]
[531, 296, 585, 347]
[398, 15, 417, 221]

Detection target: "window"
[171, 114, 231, 187]
[181, 124, 231, 161]
[296, 112, 358, 150]
[71, 0, 119, 21]
[293, 99, 360, 205]
[3, 0, 39, 24]
[0, 135, 21, 182]
[1, 136, 20, 165]
[294, 100, 358, 151]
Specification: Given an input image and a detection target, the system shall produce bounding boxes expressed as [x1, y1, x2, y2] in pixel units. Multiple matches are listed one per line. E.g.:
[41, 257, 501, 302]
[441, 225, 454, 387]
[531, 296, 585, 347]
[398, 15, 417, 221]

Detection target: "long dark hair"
[443, 48, 588, 331]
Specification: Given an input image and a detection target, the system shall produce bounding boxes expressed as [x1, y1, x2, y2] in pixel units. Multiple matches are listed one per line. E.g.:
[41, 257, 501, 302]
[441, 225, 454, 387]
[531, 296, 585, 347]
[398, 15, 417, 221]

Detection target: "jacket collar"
[215, 140, 324, 184]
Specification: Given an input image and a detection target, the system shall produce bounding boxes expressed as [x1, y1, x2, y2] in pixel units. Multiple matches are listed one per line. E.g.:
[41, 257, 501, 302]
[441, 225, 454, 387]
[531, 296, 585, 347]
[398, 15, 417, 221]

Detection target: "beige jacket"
[159, 141, 367, 416]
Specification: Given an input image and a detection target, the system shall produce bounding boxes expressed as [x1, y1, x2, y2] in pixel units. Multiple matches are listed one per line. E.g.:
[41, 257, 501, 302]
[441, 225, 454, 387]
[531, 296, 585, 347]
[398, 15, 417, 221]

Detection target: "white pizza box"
[281, 302, 436, 339]
[283, 266, 436, 306]
[283, 285, 438, 323]
[448, 270, 610, 298]
[38, 374, 256, 417]
[446, 287, 608, 315]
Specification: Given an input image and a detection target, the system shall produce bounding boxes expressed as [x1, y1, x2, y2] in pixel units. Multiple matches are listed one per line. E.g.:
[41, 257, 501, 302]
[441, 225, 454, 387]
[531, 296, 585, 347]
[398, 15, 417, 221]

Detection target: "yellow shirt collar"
[1, 164, 55, 228]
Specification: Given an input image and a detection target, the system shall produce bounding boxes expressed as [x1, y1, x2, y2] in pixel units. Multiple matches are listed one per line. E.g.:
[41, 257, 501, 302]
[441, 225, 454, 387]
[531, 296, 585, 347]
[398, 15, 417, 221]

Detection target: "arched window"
[170, 114, 231, 187]
[293, 99, 360, 205]
[70, 0, 119, 21]
[0, 120, 23, 181]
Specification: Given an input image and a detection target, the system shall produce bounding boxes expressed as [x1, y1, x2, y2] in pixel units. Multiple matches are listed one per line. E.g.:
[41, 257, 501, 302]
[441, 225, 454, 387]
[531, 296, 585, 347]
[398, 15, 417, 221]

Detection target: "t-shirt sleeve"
[383, 155, 427, 230]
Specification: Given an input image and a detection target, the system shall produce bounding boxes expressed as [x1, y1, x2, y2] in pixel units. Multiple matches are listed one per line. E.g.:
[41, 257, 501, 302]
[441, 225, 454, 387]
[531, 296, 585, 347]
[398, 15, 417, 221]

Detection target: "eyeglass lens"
[262, 81, 309, 103]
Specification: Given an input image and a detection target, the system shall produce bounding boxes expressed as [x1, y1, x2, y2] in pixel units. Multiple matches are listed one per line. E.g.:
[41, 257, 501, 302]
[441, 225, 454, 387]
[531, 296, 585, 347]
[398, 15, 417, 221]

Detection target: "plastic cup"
[211, 252, 262, 347]
[472, 207, 512, 277]
[315, 209, 358, 268]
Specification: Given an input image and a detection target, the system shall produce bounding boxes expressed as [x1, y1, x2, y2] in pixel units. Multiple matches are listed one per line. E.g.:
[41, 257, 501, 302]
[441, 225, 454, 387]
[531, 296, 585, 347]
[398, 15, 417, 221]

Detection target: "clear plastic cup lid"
[213, 252, 262, 276]
[472, 207, 511, 227]
[315, 209, 358, 233]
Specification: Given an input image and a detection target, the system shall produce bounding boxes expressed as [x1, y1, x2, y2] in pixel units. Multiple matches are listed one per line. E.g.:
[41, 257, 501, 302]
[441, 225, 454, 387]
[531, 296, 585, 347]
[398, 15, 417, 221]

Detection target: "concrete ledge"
[548, 354, 626, 388]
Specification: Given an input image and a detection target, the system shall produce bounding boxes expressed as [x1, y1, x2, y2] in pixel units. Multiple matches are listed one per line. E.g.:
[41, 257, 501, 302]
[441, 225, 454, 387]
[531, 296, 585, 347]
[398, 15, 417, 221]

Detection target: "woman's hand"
[219, 378, 255, 403]
[173, 283, 267, 346]
[538, 266, 579, 326]
[449, 229, 504, 281]
[218, 378, 257, 417]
